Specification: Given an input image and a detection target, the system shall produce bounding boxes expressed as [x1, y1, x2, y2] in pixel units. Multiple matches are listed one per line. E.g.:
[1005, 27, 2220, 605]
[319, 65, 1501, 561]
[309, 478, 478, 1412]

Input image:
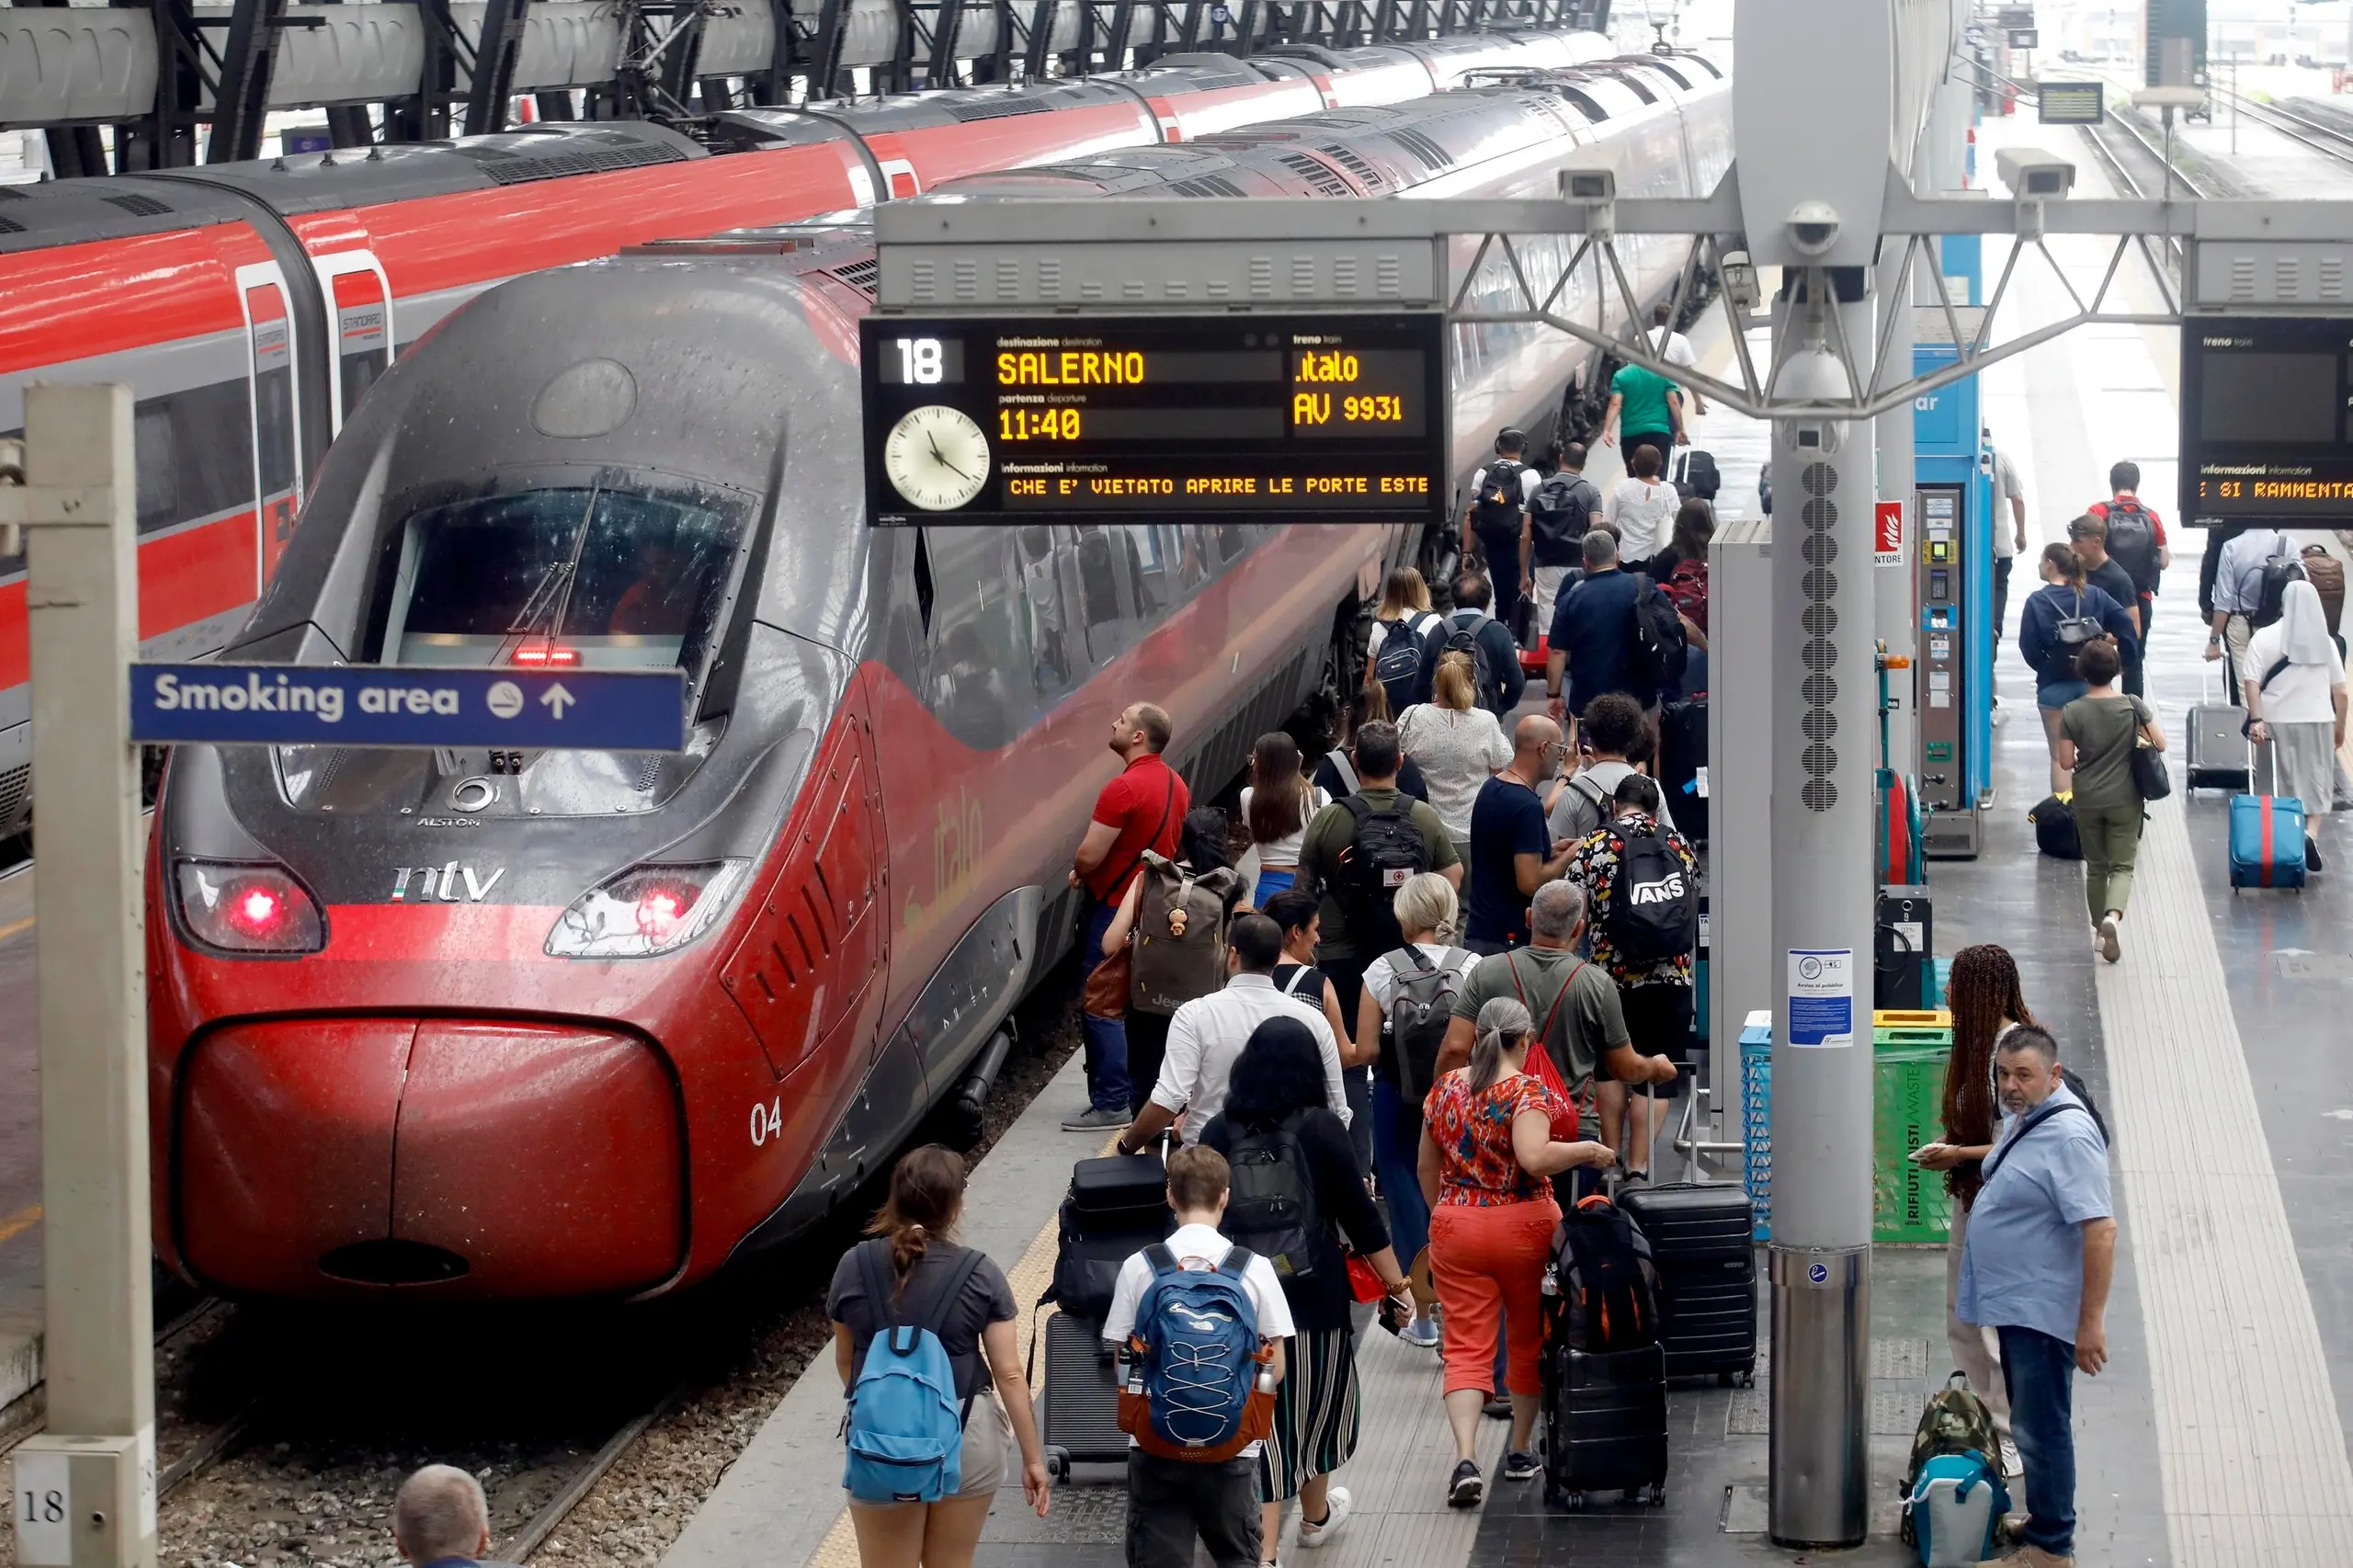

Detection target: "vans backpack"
[2097, 498, 2161, 596]
[1118, 1244, 1278, 1462]
[1628, 575, 1689, 694]
[1223, 1115, 1323, 1280]
[1130, 853, 1242, 1016]
[1603, 819, 1697, 964]
[1371, 611, 1437, 713]
[1438, 613, 1505, 713]
[843, 1243, 984, 1504]
[1385, 944, 1472, 1106]
[1544, 1193, 1660, 1354]
[1335, 794, 1431, 960]
[1472, 460, 1528, 532]
[1528, 472, 1598, 558]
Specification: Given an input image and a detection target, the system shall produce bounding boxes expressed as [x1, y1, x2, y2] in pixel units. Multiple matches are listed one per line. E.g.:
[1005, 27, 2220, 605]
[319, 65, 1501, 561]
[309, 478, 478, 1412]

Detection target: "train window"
[333, 270, 392, 424]
[1165, 526, 1209, 595]
[255, 360, 297, 499]
[1215, 522, 1254, 565]
[1016, 526, 1074, 690]
[131, 381, 253, 537]
[1123, 525, 1167, 618]
[922, 527, 1040, 716]
[372, 480, 750, 682]
[1074, 525, 1128, 661]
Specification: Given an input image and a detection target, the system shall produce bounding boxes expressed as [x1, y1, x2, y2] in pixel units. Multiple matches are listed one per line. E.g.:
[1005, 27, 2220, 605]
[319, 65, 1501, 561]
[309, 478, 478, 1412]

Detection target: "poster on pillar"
[1873, 500, 1904, 565]
[1787, 949, 1856, 1047]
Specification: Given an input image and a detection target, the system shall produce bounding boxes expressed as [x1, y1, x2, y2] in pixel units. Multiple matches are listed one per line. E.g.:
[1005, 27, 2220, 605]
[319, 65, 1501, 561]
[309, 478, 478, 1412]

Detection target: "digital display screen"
[859, 313, 1448, 527]
[2180, 316, 2353, 525]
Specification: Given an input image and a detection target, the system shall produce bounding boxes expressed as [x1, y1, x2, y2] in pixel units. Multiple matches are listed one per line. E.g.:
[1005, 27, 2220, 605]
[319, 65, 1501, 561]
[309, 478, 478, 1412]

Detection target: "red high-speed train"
[0, 28, 1613, 843]
[145, 48, 1729, 1300]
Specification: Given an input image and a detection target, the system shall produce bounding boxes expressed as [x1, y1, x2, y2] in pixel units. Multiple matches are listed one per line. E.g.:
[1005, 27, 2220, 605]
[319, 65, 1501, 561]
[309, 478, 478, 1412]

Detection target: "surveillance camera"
[1789, 420, 1844, 455]
[1995, 146, 2075, 199]
[1786, 200, 1840, 258]
[1717, 247, 1761, 312]
[1559, 165, 1615, 204]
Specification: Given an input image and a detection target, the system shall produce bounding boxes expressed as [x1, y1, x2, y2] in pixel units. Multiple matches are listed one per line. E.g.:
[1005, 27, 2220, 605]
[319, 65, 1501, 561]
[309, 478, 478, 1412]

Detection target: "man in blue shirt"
[1415, 570, 1527, 715]
[1956, 1026, 2116, 1568]
[1544, 529, 1648, 741]
[1464, 714, 1575, 953]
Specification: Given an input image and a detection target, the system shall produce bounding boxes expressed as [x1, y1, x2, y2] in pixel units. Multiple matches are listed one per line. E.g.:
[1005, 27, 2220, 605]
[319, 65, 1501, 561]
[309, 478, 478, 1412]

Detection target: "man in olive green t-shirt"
[1294, 721, 1462, 1017]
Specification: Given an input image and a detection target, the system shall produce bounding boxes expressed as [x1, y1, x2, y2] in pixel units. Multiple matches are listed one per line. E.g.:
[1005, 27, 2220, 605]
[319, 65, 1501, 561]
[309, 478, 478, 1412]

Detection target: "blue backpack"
[1116, 1244, 1276, 1463]
[1902, 1451, 2010, 1565]
[843, 1243, 983, 1503]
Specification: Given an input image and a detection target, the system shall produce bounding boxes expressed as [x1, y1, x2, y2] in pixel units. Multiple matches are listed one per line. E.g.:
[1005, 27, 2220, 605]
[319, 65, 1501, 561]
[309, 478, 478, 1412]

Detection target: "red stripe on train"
[0, 511, 258, 689]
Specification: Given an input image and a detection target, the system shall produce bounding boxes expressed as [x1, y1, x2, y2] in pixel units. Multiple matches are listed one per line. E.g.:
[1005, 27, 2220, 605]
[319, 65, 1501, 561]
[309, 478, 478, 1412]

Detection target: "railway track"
[2210, 88, 2353, 172]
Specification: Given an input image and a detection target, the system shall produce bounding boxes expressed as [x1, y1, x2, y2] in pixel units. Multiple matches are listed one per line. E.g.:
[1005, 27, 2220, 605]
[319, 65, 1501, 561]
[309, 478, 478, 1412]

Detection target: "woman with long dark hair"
[1416, 998, 1618, 1508]
[829, 1146, 1051, 1565]
[1105, 807, 1243, 1111]
[1239, 732, 1330, 908]
[1913, 944, 2037, 1455]
[1201, 1018, 1410, 1562]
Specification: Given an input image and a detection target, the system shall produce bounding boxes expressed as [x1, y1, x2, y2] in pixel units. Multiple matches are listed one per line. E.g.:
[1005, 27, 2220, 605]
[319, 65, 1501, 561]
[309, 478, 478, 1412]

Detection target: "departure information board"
[2182, 315, 2353, 526]
[859, 312, 1448, 526]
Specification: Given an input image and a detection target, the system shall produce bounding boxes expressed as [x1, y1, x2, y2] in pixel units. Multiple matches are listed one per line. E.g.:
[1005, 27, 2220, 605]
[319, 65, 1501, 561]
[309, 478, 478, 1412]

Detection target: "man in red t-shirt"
[1064, 700, 1190, 1128]
[2087, 460, 2169, 696]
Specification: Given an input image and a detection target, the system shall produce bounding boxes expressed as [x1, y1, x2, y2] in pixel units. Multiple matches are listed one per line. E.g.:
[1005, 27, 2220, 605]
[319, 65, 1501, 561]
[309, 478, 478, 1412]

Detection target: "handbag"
[1082, 947, 1131, 1020]
[2131, 740, 2171, 802]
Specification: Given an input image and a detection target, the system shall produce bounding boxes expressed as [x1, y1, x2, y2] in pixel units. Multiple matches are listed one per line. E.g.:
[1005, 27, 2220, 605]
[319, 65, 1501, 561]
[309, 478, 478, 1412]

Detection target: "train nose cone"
[176, 1018, 686, 1298]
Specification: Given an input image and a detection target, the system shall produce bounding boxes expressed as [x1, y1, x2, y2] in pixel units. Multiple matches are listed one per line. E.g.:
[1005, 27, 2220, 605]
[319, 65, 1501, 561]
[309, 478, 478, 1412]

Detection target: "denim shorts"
[2037, 678, 2089, 710]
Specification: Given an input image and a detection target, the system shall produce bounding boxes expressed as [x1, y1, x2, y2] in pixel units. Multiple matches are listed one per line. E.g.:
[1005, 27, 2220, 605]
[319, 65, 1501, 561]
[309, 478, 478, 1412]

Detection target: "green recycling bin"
[1872, 1027, 1953, 1244]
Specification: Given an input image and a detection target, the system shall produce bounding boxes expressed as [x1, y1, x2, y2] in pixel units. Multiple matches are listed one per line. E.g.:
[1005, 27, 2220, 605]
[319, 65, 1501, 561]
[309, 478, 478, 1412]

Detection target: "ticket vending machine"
[1912, 310, 1995, 857]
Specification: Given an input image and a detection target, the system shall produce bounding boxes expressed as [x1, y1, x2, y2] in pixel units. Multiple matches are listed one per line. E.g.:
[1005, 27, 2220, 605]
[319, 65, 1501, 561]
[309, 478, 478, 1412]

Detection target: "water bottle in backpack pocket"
[1117, 1244, 1277, 1461]
[843, 1243, 984, 1504]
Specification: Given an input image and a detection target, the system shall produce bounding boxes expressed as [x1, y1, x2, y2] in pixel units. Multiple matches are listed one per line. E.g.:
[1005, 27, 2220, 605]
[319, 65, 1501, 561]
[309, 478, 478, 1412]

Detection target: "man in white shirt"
[1104, 1144, 1294, 1568]
[1648, 303, 1707, 417]
[1117, 914, 1348, 1152]
[2207, 527, 2292, 703]
[1986, 433, 2027, 644]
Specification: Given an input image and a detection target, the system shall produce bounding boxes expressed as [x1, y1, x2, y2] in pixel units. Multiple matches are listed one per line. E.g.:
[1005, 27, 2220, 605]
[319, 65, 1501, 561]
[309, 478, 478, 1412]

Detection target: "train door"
[234, 263, 303, 585]
[312, 252, 395, 433]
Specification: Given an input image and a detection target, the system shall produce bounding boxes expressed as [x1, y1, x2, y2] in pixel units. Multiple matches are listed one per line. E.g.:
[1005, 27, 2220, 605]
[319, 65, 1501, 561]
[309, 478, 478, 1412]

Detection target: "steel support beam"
[206, 0, 289, 163]
[461, 0, 531, 134]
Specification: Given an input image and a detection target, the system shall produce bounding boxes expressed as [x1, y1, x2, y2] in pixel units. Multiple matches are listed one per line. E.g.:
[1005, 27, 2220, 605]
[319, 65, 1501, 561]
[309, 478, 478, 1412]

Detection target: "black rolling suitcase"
[1616, 1180, 1757, 1385]
[1657, 696, 1709, 843]
[1035, 1153, 1171, 1473]
[1541, 1342, 1669, 1509]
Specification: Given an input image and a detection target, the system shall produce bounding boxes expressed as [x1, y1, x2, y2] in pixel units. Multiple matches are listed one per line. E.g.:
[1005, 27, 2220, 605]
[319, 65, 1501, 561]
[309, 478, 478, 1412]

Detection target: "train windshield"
[374, 483, 747, 674]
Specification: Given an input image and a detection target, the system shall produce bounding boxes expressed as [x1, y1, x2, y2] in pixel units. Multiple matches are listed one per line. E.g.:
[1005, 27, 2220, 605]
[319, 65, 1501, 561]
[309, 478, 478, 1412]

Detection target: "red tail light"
[513, 643, 580, 666]
[175, 861, 326, 954]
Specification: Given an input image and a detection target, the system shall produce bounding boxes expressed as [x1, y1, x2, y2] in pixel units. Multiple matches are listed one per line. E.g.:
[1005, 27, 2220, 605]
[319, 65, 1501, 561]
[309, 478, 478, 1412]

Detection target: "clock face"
[883, 404, 992, 512]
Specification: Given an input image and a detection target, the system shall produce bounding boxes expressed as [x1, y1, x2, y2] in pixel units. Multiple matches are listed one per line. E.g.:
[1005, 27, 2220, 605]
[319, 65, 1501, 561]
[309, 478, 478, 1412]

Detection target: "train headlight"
[175, 860, 327, 955]
[545, 859, 752, 959]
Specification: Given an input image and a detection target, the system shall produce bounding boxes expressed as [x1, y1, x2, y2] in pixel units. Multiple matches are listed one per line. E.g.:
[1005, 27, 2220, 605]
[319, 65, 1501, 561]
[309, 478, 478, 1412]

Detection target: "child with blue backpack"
[1104, 1143, 1296, 1568]
[831, 1145, 1052, 1567]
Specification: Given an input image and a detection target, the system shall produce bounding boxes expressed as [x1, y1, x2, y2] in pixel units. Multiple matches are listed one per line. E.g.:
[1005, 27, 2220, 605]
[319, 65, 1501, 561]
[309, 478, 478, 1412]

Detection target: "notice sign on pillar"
[1788, 949, 1855, 1048]
[1873, 500, 1904, 564]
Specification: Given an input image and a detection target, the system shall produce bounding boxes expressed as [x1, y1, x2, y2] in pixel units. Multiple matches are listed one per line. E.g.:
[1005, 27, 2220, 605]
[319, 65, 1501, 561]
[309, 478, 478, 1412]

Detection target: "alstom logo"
[1629, 874, 1685, 906]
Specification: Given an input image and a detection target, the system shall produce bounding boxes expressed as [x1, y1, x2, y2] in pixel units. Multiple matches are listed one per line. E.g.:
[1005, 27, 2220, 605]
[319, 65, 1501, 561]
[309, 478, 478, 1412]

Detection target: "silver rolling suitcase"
[2186, 665, 2250, 794]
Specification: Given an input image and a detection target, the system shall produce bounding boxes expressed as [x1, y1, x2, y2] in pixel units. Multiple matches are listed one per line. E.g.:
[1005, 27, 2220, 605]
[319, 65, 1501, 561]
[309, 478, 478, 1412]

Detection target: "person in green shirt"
[2055, 639, 2165, 964]
[1603, 361, 1686, 475]
[1294, 720, 1462, 1014]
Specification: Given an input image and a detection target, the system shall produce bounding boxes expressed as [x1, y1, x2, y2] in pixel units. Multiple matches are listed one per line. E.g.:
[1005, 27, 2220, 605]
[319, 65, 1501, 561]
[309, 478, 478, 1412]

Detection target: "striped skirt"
[1256, 1324, 1362, 1503]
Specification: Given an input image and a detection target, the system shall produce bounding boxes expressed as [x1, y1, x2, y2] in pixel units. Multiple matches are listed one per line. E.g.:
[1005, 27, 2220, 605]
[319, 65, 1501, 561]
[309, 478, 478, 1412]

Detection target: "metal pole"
[0, 383, 156, 1568]
[1766, 275, 1876, 1551]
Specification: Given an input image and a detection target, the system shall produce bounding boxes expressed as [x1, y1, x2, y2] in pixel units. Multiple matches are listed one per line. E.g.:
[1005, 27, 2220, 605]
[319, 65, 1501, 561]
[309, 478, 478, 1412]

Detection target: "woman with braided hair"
[1913, 945, 2037, 1458]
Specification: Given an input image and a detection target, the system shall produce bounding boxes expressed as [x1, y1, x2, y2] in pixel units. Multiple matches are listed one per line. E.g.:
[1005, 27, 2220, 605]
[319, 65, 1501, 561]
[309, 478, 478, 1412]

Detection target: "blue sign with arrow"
[130, 665, 688, 751]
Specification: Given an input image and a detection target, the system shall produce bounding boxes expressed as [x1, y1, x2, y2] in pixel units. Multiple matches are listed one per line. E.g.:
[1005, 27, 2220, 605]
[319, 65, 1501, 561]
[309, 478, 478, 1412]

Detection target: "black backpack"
[1436, 613, 1505, 713]
[2029, 794, 2081, 859]
[1335, 793, 1431, 958]
[2249, 538, 2305, 630]
[1371, 611, 1436, 714]
[1547, 1193, 1660, 1354]
[1222, 1114, 1322, 1281]
[2099, 499, 2161, 596]
[1472, 459, 1528, 532]
[1603, 818, 1697, 964]
[1528, 472, 1598, 560]
[1628, 575, 1689, 695]
[1384, 944, 1472, 1106]
[1672, 449, 1721, 501]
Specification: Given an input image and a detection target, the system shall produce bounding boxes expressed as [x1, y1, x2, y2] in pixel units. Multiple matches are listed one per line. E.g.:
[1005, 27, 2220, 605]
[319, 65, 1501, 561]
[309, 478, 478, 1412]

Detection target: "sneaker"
[2097, 914, 2121, 964]
[1999, 1437, 2021, 1477]
[1400, 1315, 1441, 1350]
[1501, 1450, 1541, 1483]
[1062, 1105, 1129, 1131]
[1447, 1460, 1483, 1508]
[1294, 1488, 1351, 1548]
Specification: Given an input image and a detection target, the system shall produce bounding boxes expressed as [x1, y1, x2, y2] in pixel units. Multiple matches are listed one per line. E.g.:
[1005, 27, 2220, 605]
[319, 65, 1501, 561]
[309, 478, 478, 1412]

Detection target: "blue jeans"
[1082, 897, 1131, 1113]
[1998, 1324, 2077, 1555]
[1370, 1078, 1429, 1271]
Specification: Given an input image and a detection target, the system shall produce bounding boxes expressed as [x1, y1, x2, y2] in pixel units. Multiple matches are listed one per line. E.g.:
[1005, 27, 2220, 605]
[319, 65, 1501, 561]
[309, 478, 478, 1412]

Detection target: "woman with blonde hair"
[830, 1146, 1051, 1565]
[1397, 651, 1512, 875]
[1368, 566, 1442, 715]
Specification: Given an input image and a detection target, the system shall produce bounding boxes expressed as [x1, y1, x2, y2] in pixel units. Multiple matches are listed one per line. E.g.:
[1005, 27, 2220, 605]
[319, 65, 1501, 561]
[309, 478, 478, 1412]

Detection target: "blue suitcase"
[2230, 793, 2307, 891]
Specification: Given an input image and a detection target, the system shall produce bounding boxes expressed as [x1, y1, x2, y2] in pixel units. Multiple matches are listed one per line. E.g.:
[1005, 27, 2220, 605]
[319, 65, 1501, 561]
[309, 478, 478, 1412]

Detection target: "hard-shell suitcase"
[1038, 1309, 1128, 1473]
[1615, 1181, 1757, 1385]
[2187, 667, 2251, 793]
[1658, 697, 1709, 843]
[1540, 1342, 1669, 1509]
[2230, 791, 2307, 891]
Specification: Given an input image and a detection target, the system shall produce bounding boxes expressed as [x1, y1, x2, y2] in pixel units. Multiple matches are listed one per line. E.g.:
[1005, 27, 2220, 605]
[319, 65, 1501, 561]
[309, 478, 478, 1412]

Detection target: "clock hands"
[926, 433, 978, 485]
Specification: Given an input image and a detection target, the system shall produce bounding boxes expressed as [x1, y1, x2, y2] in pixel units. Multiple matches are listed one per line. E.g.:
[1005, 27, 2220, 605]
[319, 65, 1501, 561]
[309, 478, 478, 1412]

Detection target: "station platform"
[0, 864, 40, 1425]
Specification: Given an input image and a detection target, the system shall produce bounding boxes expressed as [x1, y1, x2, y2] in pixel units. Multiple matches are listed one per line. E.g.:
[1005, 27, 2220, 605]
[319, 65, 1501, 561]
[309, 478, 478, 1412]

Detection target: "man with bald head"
[393, 1465, 506, 1568]
[1462, 713, 1576, 953]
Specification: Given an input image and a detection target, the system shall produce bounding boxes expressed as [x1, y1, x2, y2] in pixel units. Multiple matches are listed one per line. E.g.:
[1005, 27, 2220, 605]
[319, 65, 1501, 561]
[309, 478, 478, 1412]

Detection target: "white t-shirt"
[1362, 942, 1480, 1012]
[1469, 465, 1543, 513]
[1989, 447, 2023, 559]
[1102, 1221, 1297, 1456]
[2244, 620, 2348, 724]
[1650, 326, 1699, 372]
[1238, 782, 1330, 867]
[1608, 476, 1679, 562]
[1547, 760, 1677, 844]
[1369, 609, 1440, 662]
[1395, 703, 1513, 836]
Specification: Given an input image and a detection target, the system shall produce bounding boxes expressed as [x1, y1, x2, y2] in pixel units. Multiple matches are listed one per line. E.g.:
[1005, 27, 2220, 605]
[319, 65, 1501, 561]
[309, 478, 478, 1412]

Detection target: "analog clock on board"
[883, 404, 992, 511]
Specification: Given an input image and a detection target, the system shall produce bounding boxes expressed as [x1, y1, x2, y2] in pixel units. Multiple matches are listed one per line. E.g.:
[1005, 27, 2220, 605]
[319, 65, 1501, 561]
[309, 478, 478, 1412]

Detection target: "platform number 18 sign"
[14, 1449, 70, 1566]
